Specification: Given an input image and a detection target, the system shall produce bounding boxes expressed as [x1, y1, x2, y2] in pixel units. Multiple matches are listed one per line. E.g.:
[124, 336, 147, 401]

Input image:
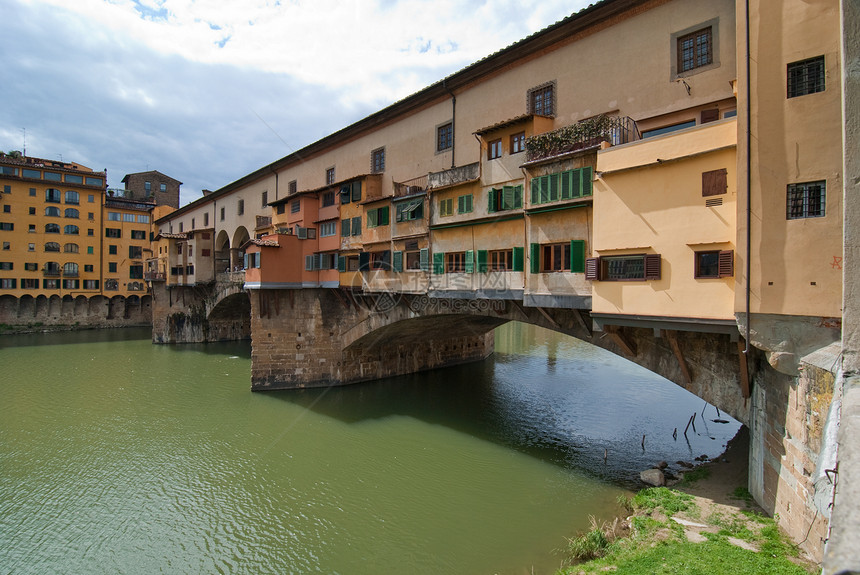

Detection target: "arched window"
[65, 190, 80, 204]
[105, 279, 119, 291]
[45, 188, 61, 203]
[45, 206, 61, 217]
[64, 208, 79, 219]
[64, 243, 79, 253]
[63, 262, 79, 276]
[45, 223, 60, 234]
[44, 261, 60, 275]
[64, 225, 79, 235]
[44, 242, 60, 252]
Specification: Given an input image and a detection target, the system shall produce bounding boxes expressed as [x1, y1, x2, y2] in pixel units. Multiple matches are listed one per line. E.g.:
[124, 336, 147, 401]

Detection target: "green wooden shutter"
[477, 250, 488, 273]
[539, 175, 550, 203]
[380, 206, 389, 226]
[512, 246, 524, 271]
[571, 168, 582, 197]
[530, 177, 540, 205]
[433, 252, 445, 274]
[420, 248, 429, 271]
[337, 255, 346, 272]
[560, 170, 572, 199]
[548, 173, 560, 201]
[352, 216, 361, 235]
[513, 185, 523, 209]
[570, 240, 585, 273]
[582, 166, 593, 196]
[488, 189, 497, 213]
[351, 180, 362, 202]
[465, 250, 474, 273]
[529, 243, 541, 274]
[393, 250, 403, 272]
[341, 219, 350, 236]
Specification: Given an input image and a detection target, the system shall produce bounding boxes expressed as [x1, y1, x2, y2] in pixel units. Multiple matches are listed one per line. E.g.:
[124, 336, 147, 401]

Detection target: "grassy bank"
[554, 483, 819, 575]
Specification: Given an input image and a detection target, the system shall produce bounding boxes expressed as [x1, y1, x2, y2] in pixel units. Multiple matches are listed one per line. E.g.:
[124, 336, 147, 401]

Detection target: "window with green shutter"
[433, 252, 445, 274]
[570, 240, 585, 273]
[341, 218, 351, 236]
[338, 255, 346, 272]
[513, 246, 524, 271]
[440, 198, 454, 217]
[465, 250, 474, 273]
[532, 168, 593, 204]
[530, 243, 541, 273]
[420, 248, 429, 271]
[393, 251, 403, 272]
[457, 194, 473, 214]
[477, 250, 488, 272]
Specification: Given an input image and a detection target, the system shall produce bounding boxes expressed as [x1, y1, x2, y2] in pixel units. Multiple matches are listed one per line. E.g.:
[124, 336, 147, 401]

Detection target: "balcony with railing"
[256, 215, 272, 230]
[394, 174, 428, 198]
[428, 162, 480, 190]
[525, 115, 640, 163]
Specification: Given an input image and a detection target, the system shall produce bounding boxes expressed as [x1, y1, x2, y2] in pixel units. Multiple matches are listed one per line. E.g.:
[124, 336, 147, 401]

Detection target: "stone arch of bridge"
[208, 291, 251, 321]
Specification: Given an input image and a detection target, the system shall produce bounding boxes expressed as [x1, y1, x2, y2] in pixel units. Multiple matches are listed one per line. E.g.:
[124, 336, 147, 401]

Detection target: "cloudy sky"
[1, 0, 591, 206]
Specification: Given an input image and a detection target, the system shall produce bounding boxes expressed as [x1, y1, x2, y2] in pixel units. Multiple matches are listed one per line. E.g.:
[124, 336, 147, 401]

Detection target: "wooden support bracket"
[666, 330, 693, 385]
[737, 340, 751, 399]
[572, 309, 590, 335]
[605, 325, 637, 357]
[536, 306, 561, 329]
[332, 288, 350, 309]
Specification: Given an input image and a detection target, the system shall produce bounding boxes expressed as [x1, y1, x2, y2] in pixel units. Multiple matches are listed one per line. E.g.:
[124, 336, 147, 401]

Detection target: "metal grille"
[705, 197, 723, 207]
[787, 56, 825, 98]
[787, 181, 826, 219]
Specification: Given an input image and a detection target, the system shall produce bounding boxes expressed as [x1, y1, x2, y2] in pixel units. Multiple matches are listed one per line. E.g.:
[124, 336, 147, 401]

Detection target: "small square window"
[787, 56, 825, 98]
[787, 181, 826, 219]
[529, 84, 555, 116]
[371, 147, 386, 173]
[488, 139, 502, 160]
[326, 167, 335, 185]
[695, 250, 734, 278]
[288, 180, 297, 195]
[437, 122, 453, 152]
[677, 27, 712, 73]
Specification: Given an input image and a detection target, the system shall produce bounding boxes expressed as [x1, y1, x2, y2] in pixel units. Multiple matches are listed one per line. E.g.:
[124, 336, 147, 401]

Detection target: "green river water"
[0, 322, 740, 574]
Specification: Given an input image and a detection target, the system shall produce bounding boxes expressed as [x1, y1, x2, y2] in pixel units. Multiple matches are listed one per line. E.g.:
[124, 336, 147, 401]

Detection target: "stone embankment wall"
[150, 282, 250, 343]
[0, 294, 151, 331]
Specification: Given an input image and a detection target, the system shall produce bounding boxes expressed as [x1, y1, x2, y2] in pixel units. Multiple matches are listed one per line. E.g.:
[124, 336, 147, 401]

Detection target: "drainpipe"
[744, 0, 752, 355]
[444, 79, 456, 169]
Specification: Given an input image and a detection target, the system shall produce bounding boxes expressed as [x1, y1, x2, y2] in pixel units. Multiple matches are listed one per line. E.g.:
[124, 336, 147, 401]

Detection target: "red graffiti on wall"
[831, 256, 843, 270]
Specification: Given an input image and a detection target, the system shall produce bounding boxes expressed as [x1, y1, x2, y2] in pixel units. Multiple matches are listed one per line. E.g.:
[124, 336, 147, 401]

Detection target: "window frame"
[488, 139, 502, 160]
[787, 56, 825, 98]
[787, 180, 826, 219]
[528, 82, 555, 116]
[436, 122, 453, 153]
[510, 132, 526, 154]
[694, 250, 734, 279]
[371, 147, 386, 173]
[672, 19, 719, 78]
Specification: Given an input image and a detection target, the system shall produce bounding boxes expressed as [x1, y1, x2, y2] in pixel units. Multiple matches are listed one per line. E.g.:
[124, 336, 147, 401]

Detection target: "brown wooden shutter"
[585, 257, 600, 280]
[700, 109, 720, 124]
[644, 254, 661, 280]
[718, 250, 734, 278]
[702, 169, 727, 197]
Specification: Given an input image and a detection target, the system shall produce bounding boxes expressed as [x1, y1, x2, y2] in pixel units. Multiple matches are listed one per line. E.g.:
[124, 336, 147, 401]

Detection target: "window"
[30, 188, 36, 196]
[488, 185, 523, 212]
[530, 167, 593, 204]
[439, 197, 454, 217]
[529, 83, 555, 116]
[261, 191, 268, 207]
[45, 223, 59, 234]
[291, 200, 300, 213]
[488, 139, 502, 160]
[320, 221, 337, 237]
[702, 169, 728, 197]
[586, 254, 661, 281]
[677, 27, 712, 73]
[109, 245, 118, 255]
[108, 212, 121, 221]
[405, 249, 424, 270]
[371, 147, 385, 173]
[43, 278, 60, 289]
[695, 250, 734, 278]
[63, 262, 79, 277]
[88, 194, 94, 202]
[341, 218, 351, 237]
[45, 172, 61, 182]
[64, 225, 79, 235]
[108, 262, 117, 273]
[511, 132, 526, 154]
[137, 214, 150, 223]
[105, 228, 121, 238]
[367, 207, 389, 228]
[488, 249, 514, 271]
[396, 199, 423, 222]
[87, 246, 93, 255]
[25, 262, 37, 271]
[83, 280, 99, 290]
[43, 262, 60, 275]
[145, 181, 151, 193]
[131, 230, 146, 240]
[788, 56, 825, 98]
[542, 243, 571, 272]
[2, 242, 8, 250]
[204, 213, 209, 226]
[129, 246, 143, 259]
[289, 180, 297, 195]
[64, 208, 79, 219]
[0, 262, 11, 270]
[23, 169, 40, 179]
[22, 278, 38, 289]
[87, 229, 93, 236]
[44, 206, 61, 217]
[123, 213, 135, 222]
[0, 221, 12, 232]
[63, 243, 79, 253]
[45, 188, 61, 203]
[237, 199, 244, 216]
[29, 207, 35, 215]
[84, 264, 93, 272]
[457, 194, 473, 214]
[352, 216, 361, 236]
[322, 191, 335, 207]
[44, 242, 60, 252]
[62, 279, 79, 290]
[28, 224, 35, 233]
[129, 265, 144, 279]
[88, 212, 94, 220]
[326, 167, 336, 185]
[787, 181, 826, 219]
[641, 121, 696, 138]
[65, 175, 82, 185]
[65, 190, 79, 204]
[2, 184, 10, 193]
[370, 251, 391, 270]
[220, 206, 225, 221]
[104, 279, 118, 291]
[437, 122, 453, 152]
[446, 252, 466, 273]
[2, 205, 9, 213]
[160, 183, 167, 192]
[0, 278, 16, 289]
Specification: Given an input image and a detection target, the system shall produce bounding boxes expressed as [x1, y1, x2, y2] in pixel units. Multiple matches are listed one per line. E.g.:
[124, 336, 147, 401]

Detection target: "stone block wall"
[0, 294, 151, 330]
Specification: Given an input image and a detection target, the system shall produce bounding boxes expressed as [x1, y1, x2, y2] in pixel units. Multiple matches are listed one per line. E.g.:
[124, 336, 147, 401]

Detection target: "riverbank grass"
[556, 486, 818, 575]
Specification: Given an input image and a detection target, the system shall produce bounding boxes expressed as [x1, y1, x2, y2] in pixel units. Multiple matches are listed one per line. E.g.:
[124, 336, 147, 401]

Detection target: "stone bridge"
[152, 279, 835, 561]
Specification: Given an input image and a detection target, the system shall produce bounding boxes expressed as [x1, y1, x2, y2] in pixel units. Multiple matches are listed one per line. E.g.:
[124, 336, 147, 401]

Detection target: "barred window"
[677, 27, 712, 72]
[787, 181, 826, 219]
[529, 84, 554, 116]
[787, 56, 825, 98]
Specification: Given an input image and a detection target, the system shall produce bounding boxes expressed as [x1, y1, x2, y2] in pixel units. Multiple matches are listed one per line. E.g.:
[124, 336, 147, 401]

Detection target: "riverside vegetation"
[554, 472, 820, 575]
